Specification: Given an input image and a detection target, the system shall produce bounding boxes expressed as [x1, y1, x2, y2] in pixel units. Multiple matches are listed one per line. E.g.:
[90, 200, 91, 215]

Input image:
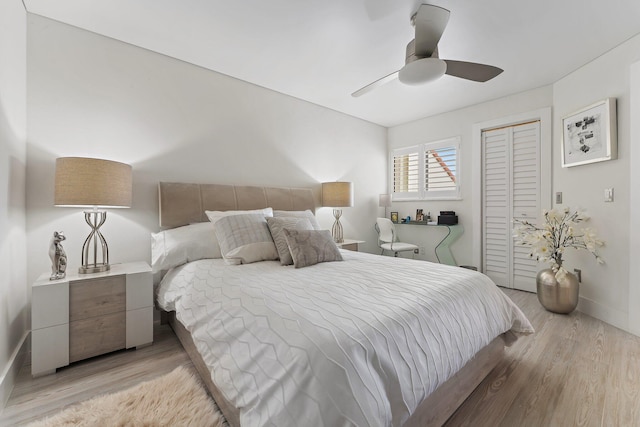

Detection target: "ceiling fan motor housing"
[399, 39, 447, 85]
[399, 57, 447, 85]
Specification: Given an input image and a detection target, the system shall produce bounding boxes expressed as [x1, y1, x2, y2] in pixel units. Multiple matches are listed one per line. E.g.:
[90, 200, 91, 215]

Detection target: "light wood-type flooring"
[2, 288, 639, 426]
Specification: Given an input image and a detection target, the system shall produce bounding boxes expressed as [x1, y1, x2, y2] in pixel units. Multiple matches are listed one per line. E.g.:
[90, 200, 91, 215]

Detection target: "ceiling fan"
[352, 4, 503, 97]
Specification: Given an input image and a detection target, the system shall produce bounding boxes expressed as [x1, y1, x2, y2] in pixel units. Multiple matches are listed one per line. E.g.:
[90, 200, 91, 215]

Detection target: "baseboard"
[0, 330, 29, 410]
[578, 296, 630, 334]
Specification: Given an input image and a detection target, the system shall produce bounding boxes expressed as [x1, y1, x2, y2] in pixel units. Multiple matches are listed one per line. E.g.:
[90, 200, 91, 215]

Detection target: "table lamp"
[322, 182, 354, 243]
[379, 194, 392, 218]
[54, 157, 132, 274]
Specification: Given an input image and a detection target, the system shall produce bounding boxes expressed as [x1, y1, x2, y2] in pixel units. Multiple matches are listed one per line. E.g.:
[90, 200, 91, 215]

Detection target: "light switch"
[556, 192, 562, 204]
[604, 188, 614, 202]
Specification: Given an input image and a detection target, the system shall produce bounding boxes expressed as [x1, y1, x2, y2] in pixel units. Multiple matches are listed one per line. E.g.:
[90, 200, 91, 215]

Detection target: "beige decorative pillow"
[203, 208, 274, 257]
[266, 217, 314, 265]
[273, 210, 321, 230]
[283, 229, 343, 269]
[215, 214, 278, 265]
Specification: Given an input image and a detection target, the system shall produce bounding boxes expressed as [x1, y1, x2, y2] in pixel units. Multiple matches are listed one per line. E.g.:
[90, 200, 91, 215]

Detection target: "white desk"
[395, 222, 462, 266]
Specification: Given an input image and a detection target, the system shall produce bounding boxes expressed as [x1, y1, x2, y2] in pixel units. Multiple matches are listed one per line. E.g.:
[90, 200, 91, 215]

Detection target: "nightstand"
[31, 262, 153, 377]
[336, 239, 365, 251]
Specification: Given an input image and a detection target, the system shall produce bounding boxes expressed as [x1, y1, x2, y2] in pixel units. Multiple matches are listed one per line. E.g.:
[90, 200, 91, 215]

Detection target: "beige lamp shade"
[322, 182, 354, 207]
[55, 157, 132, 208]
[379, 194, 392, 207]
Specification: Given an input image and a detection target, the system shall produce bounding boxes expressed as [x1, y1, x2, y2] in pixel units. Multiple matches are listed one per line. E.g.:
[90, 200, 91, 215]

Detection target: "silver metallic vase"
[536, 268, 579, 314]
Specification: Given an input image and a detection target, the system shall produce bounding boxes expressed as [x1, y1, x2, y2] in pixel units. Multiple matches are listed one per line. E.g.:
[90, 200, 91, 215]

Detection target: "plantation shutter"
[482, 121, 541, 292]
[390, 137, 460, 201]
[424, 142, 459, 199]
[391, 146, 420, 200]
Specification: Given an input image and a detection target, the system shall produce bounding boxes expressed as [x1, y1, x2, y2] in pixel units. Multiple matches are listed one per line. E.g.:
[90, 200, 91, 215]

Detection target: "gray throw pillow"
[283, 229, 343, 269]
[266, 217, 314, 265]
[273, 210, 322, 230]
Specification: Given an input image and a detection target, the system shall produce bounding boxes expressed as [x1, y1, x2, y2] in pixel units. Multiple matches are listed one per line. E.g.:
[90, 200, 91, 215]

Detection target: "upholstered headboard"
[158, 182, 316, 228]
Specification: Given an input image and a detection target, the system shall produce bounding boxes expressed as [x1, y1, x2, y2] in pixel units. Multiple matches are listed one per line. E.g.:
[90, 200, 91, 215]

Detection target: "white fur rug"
[28, 366, 227, 427]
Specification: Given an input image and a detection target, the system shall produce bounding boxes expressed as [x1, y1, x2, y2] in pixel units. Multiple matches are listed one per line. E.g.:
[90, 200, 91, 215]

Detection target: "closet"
[482, 121, 541, 292]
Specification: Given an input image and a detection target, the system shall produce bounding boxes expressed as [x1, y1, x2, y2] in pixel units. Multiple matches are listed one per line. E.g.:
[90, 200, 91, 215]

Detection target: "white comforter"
[157, 250, 533, 427]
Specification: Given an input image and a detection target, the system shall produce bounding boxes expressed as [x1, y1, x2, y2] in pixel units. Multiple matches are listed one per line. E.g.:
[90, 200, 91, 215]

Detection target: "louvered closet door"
[482, 128, 510, 287]
[482, 121, 540, 291]
[511, 123, 540, 291]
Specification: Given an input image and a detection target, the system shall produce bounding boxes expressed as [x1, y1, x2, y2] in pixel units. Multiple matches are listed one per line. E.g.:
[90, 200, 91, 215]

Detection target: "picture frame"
[416, 209, 424, 222]
[390, 212, 398, 223]
[561, 98, 617, 167]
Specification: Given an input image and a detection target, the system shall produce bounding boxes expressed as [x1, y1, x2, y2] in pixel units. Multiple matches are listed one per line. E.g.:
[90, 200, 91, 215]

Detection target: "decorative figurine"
[49, 231, 67, 280]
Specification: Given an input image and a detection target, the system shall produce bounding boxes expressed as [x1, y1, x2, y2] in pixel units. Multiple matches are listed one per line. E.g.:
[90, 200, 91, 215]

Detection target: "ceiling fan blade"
[413, 4, 450, 57]
[443, 60, 503, 82]
[351, 70, 399, 97]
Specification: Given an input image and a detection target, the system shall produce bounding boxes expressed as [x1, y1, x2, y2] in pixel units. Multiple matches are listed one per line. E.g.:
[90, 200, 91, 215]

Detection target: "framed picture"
[416, 209, 424, 222]
[562, 98, 617, 167]
[390, 212, 398, 223]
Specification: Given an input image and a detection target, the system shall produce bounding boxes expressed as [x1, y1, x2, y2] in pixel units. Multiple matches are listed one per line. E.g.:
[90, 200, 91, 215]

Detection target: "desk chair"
[375, 218, 419, 257]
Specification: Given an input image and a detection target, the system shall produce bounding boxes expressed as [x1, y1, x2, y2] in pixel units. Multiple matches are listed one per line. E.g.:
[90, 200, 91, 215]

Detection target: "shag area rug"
[28, 366, 227, 427]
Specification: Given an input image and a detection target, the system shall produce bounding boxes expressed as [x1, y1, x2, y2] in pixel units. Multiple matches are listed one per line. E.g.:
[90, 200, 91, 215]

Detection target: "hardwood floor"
[446, 289, 640, 426]
[0, 323, 195, 426]
[2, 289, 639, 426]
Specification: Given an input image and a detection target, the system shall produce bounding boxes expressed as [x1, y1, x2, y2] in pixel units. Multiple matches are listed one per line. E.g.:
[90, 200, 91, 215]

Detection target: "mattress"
[157, 250, 533, 427]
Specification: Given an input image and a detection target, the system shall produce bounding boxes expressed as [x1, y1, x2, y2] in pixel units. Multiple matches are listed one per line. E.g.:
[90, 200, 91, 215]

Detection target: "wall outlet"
[574, 268, 582, 282]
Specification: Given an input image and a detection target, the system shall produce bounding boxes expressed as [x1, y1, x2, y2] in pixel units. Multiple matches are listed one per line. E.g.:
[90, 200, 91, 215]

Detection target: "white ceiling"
[24, 0, 640, 127]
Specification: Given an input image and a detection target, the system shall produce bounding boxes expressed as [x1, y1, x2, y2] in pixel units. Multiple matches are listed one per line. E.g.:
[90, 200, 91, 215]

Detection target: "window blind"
[391, 147, 420, 200]
[390, 137, 460, 200]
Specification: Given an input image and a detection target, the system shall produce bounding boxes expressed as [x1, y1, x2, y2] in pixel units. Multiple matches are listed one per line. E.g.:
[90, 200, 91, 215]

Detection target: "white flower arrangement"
[513, 207, 605, 280]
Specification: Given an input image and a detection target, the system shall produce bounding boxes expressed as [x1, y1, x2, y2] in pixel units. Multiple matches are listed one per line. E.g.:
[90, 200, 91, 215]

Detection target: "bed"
[154, 182, 533, 427]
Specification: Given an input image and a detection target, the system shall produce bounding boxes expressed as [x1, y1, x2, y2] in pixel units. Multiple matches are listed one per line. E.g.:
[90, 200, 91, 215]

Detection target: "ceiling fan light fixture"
[398, 58, 447, 85]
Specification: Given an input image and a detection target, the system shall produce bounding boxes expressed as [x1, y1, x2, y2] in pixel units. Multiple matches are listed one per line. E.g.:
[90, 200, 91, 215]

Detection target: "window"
[390, 137, 460, 201]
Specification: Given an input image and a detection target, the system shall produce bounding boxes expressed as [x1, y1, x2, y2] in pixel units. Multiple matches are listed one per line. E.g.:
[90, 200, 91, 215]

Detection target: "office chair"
[375, 218, 419, 257]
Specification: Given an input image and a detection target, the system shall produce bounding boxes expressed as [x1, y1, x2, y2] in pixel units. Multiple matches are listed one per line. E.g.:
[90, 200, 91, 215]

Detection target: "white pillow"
[273, 210, 321, 230]
[215, 214, 279, 265]
[266, 216, 314, 265]
[205, 207, 273, 225]
[151, 222, 219, 273]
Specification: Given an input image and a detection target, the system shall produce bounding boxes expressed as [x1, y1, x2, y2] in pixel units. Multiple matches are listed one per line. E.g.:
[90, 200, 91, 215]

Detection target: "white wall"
[25, 15, 387, 284]
[0, 0, 28, 405]
[387, 86, 553, 265]
[630, 60, 640, 336]
[553, 34, 640, 331]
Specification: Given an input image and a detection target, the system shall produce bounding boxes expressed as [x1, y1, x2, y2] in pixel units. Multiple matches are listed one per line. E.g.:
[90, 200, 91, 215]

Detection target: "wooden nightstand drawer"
[32, 262, 153, 376]
[336, 239, 365, 252]
[69, 311, 126, 362]
[340, 242, 358, 251]
[69, 276, 126, 322]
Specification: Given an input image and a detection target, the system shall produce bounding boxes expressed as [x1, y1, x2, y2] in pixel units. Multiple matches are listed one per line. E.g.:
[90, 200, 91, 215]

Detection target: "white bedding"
[157, 250, 533, 427]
